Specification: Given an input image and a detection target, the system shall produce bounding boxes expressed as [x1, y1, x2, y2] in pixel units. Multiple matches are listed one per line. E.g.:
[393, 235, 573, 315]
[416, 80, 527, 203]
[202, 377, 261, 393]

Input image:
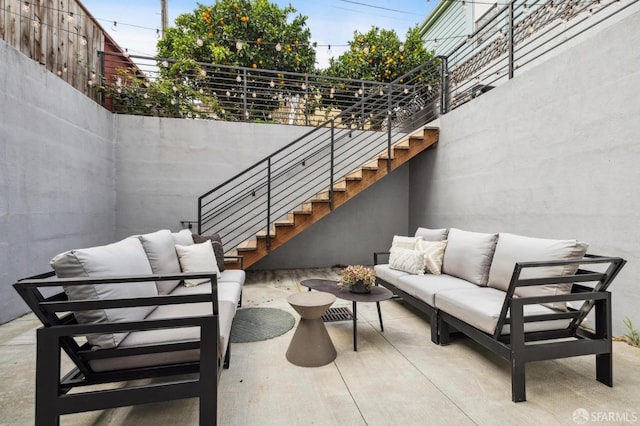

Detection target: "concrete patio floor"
[1, 268, 638, 425]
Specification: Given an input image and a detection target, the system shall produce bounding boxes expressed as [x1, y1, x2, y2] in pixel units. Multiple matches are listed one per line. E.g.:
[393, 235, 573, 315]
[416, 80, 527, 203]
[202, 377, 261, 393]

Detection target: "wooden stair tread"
[237, 240, 257, 251]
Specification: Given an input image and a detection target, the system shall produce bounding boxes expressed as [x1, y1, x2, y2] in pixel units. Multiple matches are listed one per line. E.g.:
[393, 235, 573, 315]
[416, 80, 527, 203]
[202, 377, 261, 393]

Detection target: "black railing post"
[440, 56, 450, 115]
[243, 68, 248, 121]
[330, 120, 335, 210]
[197, 197, 202, 234]
[360, 81, 366, 129]
[304, 74, 309, 126]
[387, 84, 392, 173]
[98, 51, 105, 107]
[508, 0, 515, 79]
[266, 158, 271, 252]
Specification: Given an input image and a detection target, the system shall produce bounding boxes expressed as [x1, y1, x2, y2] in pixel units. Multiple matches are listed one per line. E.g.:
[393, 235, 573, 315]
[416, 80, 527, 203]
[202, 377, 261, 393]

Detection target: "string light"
[111, 21, 118, 32]
[275, 42, 282, 52]
[156, 29, 161, 39]
[327, 44, 332, 55]
[196, 38, 204, 47]
[462, 1, 467, 10]
[22, 2, 29, 12]
[236, 40, 243, 50]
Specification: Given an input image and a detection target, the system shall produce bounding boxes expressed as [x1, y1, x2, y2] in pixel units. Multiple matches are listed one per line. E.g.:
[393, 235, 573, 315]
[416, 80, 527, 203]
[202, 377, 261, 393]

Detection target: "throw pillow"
[175, 241, 220, 287]
[389, 247, 425, 275]
[416, 239, 448, 275]
[139, 229, 182, 295]
[390, 235, 422, 251]
[192, 233, 226, 272]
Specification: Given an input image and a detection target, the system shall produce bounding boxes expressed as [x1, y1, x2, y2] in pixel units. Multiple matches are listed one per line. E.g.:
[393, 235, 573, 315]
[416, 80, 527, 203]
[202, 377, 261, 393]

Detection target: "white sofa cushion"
[488, 233, 588, 310]
[218, 269, 246, 285]
[50, 237, 158, 349]
[396, 274, 478, 306]
[391, 235, 422, 250]
[175, 242, 220, 287]
[171, 280, 243, 306]
[442, 228, 498, 286]
[172, 229, 194, 246]
[139, 229, 182, 295]
[414, 227, 449, 241]
[374, 264, 410, 284]
[435, 287, 571, 335]
[90, 299, 236, 372]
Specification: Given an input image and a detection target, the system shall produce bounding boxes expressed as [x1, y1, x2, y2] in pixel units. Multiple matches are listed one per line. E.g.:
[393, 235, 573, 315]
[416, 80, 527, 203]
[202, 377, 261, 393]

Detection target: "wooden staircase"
[226, 126, 439, 269]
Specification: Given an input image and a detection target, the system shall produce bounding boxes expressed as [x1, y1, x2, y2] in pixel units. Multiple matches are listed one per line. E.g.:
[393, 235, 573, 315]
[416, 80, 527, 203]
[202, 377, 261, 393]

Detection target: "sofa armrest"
[374, 251, 390, 265]
[224, 255, 244, 270]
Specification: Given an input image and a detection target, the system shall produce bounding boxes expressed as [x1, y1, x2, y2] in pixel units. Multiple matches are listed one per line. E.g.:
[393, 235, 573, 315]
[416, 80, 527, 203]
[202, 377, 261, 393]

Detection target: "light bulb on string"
[524, 3, 529, 13]
[399, 44, 405, 52]
[123, 48, 129, 58]
[162, 60, 169, 68]
[67, 12, 74, 23]
[196, 38, 204, 47]
[434, 39, 439, 48]
[275, 42, 282, 52]
[236, 40, 243, 50]
[111, 21, 118, 31]
[81, 36, 87, 46]
[269, 80, 275, 88]
[327, 44, 332, 55]
[462, 1, 467, 10]
[156, 29, 161, 39]
[236, 74, 242, 83]
[22, 2, 30, 12]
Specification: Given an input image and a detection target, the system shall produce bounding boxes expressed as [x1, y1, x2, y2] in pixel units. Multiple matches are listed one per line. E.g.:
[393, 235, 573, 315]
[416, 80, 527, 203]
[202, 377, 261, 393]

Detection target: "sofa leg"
[36, 329, 60, 426]
[596, 353, 613, 387]
[437, 316, 450, 345]
[511, 358, 526, 402]
[223, 343, 231, 369]
[237, 290, 242, 308]
[430, 312, 439, 344]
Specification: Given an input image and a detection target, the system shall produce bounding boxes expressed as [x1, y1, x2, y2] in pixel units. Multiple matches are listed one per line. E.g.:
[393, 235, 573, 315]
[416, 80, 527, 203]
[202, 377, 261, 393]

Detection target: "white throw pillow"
[389, 247, 425, 275]
[416, 239, 448, 275]
[175, 242, 219, 287]
[391, 235, 422, 250]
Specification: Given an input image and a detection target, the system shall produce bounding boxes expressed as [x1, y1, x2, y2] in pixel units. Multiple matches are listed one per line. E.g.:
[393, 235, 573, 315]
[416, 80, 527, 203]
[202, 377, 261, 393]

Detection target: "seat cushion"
[414, 227, 449, 241]
[435, 287, 571, 335]
[50, 237, 158, 349]
[442, 228, 498, 286]
[488, 233, 588, 310]
[139, 229, 182, 295]
[172, 280, 242, 306]
[374, 264, 410, 285]
[90, 300, 236, 372]
[396, 274, 479, 306]
[218, 269, 246, 285]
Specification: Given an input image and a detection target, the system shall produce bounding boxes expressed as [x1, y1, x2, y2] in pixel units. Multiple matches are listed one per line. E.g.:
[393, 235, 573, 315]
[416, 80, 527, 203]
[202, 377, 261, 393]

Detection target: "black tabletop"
[300, 279, 393, 303]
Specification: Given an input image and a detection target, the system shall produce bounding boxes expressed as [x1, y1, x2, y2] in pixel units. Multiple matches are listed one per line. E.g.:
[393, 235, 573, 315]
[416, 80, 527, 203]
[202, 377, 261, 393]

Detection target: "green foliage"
[624, 317, 640, 347]
[324, 26, 433, 82]
[157, 0, 315, 73]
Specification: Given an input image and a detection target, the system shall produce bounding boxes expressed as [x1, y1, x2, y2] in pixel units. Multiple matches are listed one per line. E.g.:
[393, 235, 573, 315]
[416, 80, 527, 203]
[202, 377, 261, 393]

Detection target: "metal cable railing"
[197, 57, 444, 252]
[98, 53, 397, 126]
[443, 0, 639, 109]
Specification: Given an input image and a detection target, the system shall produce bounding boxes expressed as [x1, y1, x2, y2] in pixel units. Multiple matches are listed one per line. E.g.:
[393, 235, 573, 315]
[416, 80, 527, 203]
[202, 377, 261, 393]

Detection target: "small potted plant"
[339, 265, 376, 294]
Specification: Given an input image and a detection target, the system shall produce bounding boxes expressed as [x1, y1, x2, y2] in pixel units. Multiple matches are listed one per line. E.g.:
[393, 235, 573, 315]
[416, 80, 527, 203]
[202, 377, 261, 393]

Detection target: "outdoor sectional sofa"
[13, 229, 244, 425]
[374, 227, 626, 402]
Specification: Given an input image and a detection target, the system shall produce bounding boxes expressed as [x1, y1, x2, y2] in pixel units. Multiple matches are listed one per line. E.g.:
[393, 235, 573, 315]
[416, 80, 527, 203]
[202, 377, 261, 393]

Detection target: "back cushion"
[172, 229, 194, 246]
[192, 233, 226, 272]
[50, 237, 158, 350]
[488, 233, 588, 310]
[139, 230, 182, 295]
[414, 227, 449, 241]
[442, 228, 498, 286]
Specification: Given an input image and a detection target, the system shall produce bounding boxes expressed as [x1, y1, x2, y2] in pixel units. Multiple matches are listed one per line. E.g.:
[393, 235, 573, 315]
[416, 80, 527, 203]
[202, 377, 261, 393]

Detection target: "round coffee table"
[300, 279, 393, 351]
[286, 292, 337, 367]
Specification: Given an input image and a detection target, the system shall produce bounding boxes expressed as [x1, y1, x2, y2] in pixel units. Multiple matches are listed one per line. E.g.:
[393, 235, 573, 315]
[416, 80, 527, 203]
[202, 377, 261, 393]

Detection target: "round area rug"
[230, 307, 295, 343]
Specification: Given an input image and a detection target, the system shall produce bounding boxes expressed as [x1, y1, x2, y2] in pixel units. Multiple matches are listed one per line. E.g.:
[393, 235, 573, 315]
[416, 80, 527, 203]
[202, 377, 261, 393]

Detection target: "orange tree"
[322, 26, 436, 128]
[155, 0, 316, 120]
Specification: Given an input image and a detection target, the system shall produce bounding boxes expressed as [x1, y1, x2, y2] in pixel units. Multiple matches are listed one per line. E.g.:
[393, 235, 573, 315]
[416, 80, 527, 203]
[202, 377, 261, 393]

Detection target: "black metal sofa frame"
[374, 252, 626, 402]
[14, 270, 226, 426]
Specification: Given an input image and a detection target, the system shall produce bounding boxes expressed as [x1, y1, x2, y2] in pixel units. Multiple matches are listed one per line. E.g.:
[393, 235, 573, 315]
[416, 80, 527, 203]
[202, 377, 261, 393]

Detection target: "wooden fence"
[0, 0, 105, 100]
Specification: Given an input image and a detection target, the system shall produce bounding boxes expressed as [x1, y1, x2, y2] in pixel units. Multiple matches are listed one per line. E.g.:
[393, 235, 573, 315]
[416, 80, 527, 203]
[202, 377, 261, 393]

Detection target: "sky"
[80, 0, 435, 69]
